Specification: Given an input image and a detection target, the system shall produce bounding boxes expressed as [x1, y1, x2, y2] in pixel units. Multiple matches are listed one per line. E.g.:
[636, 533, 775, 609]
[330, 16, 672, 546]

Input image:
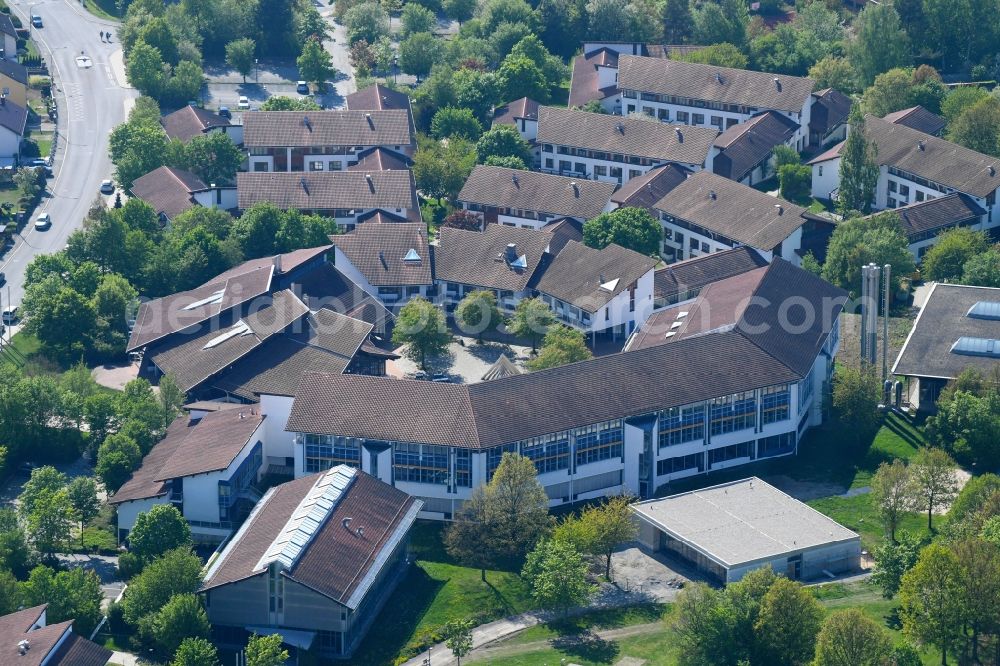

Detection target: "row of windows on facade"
[217, 441, 263, 521]
[542, 158, 644, 184]
[657, 385, 791, 449]
[248, 146, 401, 156]
[541, 144, 660, 166]
[655, 431, 796, 476]
[299, 419, 625, 483]
[463, 202, 558, 222]
[621, 90, 764, 116]
[623, 102, 737, 131]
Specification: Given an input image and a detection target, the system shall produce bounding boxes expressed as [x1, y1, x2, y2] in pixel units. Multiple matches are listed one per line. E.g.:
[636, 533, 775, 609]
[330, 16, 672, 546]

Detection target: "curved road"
[0, 0, 134, 308]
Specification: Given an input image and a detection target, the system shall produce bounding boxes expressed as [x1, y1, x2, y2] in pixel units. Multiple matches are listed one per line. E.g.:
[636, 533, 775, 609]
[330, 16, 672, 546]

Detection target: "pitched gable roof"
[618, 54, 814, 114]
[457, 165, 616, 220]
[534, 241, 657, 313]
[568, 48, 620, 108]
[346, 83, 411, 111]
[130, 166, 208, 219]
[883, 105, 946, 136]
[889, 193, 987, 239]
[435, 224, 552, 292]
[653, 246, 769, 303]
[610, 163, 690, 209]
[0, 58, 28, 85]
[493, 97, 540, 126]
[655, 171, 812, 250]
[0, 96, 28, 136]
[809, 88, 851, 136]
[0, 606, 110, 666]
[333, 222, 432, 287]
[202, 467, 420, 611]
[537, 106, 717, 166]
[712, 111, 799, 182]
[160, 105, 232, 142]
[243, 109, 414, 149]
[153, 409, 265, 481]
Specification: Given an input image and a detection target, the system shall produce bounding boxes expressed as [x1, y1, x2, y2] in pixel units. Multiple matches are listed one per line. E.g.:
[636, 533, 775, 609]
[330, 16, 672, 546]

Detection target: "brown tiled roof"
[293, 262, 394, 328]
[203, 469, 418, 610]
[610, 163, 689, 209]
[346, 83, 411, 111]
[809, 88, 851, 135]
[153, 409, 264, 481]
[47, 631, 114, 666]
[0, 59, 28, 85]
[288, 472, 417, 606]
[161, 105, 232, 142]
[883, 105, 946, 136]
[629, 259, 845, 377]
[127, 266, 274, 351]
[0, 605, 111, 666]
[212, 245, 332, 282]
[435, 225, 552, 292]
[889, 193, 986, 238]
[534, 241, 657, 313]
[110, 418, 188, 503]
[348, 146, 412, 171]
[288, 325, 808, 448]
[569, 49, 619, 108]
[493, 97, 540, 126]
[654, 171, 811, 249]
[712, 112, 799, 182]
[237, 171, 418, 212]
[653, 246, 768, 302]
[893, 283, 1000, 379]
[243, 109, 414, 149]
[0, 96, 27, 136]
[457, 165, 616, 220]
[812, 116, 1000, 197]
[201, 474, 317, 589]
[130, 166, 207, 220]
[618, 54, 814, 114]
[145, 290, 309, 392]
[543, 217, 584, 254]
[537, 106, 717, 166]
[333, 223, 432, 287]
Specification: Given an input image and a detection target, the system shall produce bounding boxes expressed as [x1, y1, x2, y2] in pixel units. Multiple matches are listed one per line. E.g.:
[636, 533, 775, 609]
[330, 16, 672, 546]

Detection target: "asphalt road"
[0, 0, 134, 309]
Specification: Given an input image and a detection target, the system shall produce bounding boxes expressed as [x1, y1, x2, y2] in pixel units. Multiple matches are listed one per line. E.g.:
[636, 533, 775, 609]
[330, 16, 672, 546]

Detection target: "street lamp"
[392, 56, 398, 84]
[254, 58, 259, 85]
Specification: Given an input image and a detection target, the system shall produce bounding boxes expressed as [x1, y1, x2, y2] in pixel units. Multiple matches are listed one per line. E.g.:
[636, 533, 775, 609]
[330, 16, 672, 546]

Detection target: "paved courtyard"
[389, 336, 533, 384]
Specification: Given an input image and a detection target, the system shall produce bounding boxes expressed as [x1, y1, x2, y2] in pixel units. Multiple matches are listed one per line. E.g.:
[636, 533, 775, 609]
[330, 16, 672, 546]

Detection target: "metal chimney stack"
[860, 263, 880, 366]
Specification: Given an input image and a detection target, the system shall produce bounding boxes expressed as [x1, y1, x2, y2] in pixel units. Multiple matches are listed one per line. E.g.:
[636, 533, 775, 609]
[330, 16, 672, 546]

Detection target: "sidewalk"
[400, 585, 660, 666]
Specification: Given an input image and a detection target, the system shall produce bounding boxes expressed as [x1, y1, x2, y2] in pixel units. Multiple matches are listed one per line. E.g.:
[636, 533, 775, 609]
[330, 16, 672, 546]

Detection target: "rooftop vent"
[365, 173, 375, 192]
[357, 526, 365, 537]
[773, 77, 782, 92]
[715, 72, 724, 84]
[774, 203, 783, 215]
[511, 173, 519, 187]
[18, 639, 29, 655]
[616, 122, 625, 134]
[968, 301, 1000, 320]
[709, 190, 717, 200]
[990, 165, 996, 176]
[918, 140, 925, 151]
[505, 243, 518, 262]
[182, 289, 225, 311]
[674, 127, 683, 142]
[342, 517, 352, 529]
[403, 248, 421, 262]
[951, 336, 1000, 357]
[300, 177, 309, 195]
[378, 250, 388, 269]
[202, 320, 253, 349]
[303, 116, 312, 131]
[570, 181, 579, 196]
[365, 112, 374, 129]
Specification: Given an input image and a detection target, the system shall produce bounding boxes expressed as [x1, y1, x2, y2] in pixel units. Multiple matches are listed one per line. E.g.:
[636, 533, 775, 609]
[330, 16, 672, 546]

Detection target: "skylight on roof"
[600, 278, 620, 292]
[967, 301, 1000, 321]
[510, 254, 527, 269]
[951, 336, 1000, 357]
[670, 321, 682, 329]
[183, 289, 225, 311]
[202, 321, 253, 349]
[677, 311, 688, 318]
[403, 248, 421, 262]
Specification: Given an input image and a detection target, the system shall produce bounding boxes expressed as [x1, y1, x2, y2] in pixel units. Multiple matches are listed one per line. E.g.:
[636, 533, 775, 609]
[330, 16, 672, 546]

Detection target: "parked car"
[100, 179, 114, 194]
[296, 81, 310, 95]
[34, 213, 50, 230]
[237, 96, 250, 110]
[218, 106, 231, 119]
[2, 305, 16, 323]
[30, 14, 42, 28]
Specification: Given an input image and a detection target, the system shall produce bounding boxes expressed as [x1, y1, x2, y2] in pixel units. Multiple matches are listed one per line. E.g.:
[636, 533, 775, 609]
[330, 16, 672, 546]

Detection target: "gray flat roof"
[631, 477, 859, 569]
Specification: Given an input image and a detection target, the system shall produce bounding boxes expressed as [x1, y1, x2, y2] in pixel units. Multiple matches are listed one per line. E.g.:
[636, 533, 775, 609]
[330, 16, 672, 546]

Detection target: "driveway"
[56, 552, 123, 609]
[0, 0, 136, 309]
[315, 0, 355, 99]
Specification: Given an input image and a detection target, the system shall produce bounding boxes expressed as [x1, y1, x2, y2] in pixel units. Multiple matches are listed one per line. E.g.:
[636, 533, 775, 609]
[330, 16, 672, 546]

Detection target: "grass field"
[351, 521, 536, 665]
[81, 0, 119, 21]
[467, 582, 942, 666]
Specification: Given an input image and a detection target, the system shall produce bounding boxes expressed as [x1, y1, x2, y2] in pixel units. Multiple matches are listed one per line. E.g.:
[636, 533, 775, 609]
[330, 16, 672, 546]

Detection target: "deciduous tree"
[507, 297, 556, 352]
[96, 433, 142, 493]
[871, 530, 922, 598]
[831, 365, 882, 440]
[296, 37, 335, 90]
[522, 539, 595, 616]
[129, 505, 193, 562]
[753, 577, 824, 666]
[430, 107, 483, 141]
[455, 290, 502, 342]
[583, 207, 661, 256]
[475, 125, 531, 165]
[245, 633, 289, 666]
[899, 543, 964, 665]
[849, 3, 910, 86]
[527, 325, 592, 371]
[392, 297, 451, 370]
[225, 38, 255, 83]
[172, 637, 220, 666]
[121, 547, 203, 626]
[813, 608, 893, 666]
[837, 108, 880, 214]
[66, 476, 100, 547]
[571, 495, 638, 580]
[19, 566, 103, 635]
[444, 619, 474, 665]
[922, 228, 989, 282]
[871, 459, 913, 543]
[910, 447, 959, 531]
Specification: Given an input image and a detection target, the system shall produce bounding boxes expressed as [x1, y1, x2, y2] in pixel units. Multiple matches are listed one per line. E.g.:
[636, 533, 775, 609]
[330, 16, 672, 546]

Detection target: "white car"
[100, 179, 114, 194]
[237, 96, 250, 110]
[34, 213, 50, 230]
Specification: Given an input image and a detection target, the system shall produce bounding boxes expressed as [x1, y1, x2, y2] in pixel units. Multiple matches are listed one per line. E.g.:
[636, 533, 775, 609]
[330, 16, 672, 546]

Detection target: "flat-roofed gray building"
[632, 477, 860, 583]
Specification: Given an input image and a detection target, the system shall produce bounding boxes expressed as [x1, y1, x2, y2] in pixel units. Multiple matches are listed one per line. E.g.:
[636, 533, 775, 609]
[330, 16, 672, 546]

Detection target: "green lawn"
[351, 521, 536, 665]
[807, 493, 933, 551]
[469, 583, 941, 666]
[81, 0, 119, 21]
